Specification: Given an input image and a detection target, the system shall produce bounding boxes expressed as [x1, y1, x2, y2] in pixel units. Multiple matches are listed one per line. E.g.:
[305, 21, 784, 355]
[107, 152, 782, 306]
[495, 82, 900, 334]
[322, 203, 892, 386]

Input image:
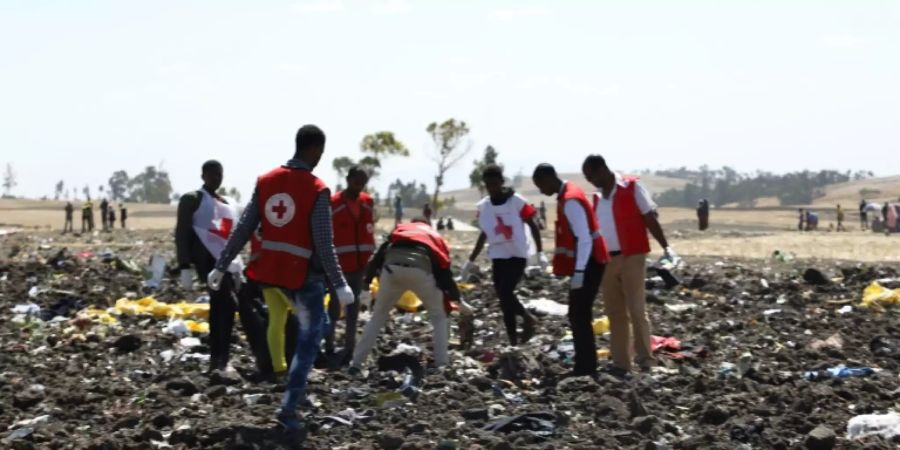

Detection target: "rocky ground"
[0, 229, 898, 449]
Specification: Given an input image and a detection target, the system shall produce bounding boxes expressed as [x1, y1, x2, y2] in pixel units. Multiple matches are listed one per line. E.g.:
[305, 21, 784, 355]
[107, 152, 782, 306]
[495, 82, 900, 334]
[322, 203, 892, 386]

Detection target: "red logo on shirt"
[209, 218, 233, 240]
[494, 217, 513, 240]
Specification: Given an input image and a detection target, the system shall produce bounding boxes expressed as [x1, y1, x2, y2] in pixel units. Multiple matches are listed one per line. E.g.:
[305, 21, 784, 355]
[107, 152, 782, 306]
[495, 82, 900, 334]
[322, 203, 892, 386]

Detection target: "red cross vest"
[331, 191, 376, 273]
[389, 222, 450, 270]
[554, 182, 609, 276]
[245, 166, 326, 289]
[600, 176, 651, 256]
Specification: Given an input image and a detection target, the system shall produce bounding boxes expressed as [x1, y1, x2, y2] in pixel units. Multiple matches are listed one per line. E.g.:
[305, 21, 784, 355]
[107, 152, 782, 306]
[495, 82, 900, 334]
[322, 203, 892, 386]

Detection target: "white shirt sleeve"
[634, 181, 657, 214]
[564, 199, 592, 272]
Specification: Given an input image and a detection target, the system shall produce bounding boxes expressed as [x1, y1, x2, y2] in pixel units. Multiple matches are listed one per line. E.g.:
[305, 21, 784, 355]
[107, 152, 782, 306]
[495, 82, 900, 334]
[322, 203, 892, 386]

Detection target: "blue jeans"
[278, 280, 326, 416]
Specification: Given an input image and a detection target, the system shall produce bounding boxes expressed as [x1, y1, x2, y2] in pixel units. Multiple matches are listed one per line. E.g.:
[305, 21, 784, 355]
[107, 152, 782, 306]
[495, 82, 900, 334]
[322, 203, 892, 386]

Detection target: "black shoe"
[520, 313, 537, 343]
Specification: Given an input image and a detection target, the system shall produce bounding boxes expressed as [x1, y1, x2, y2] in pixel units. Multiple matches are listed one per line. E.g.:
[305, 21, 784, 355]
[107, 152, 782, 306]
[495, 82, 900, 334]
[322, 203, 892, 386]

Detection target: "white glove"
[460, 260, 475, 280]
[336, 285, 355, 307]
[570, 271, 585, 290]
[538, 252, 550, 271]
[207, 269, 225, 291]
[179, 269, 195, 290]
[358, 290, 373, 308]
[664, 246, 678, 260]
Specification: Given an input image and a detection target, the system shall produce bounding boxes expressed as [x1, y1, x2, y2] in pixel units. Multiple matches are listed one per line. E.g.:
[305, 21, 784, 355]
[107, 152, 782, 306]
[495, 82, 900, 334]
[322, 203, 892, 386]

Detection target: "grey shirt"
[215, 158, 347, 289]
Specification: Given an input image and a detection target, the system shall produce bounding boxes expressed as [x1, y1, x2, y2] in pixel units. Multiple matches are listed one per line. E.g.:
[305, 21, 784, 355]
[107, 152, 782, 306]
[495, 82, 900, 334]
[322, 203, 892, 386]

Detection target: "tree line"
[51, 165, 176, 204]
[653, 166, 874, 207]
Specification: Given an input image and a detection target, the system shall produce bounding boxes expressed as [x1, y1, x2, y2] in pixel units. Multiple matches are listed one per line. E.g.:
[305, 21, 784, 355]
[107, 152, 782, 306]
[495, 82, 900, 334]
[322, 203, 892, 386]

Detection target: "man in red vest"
[208, 125, 354, 434]
[325, 166, 376, 361]
[350, 219, 463, 372]
[582, 155, 674, 374]
[532, 163, 609, 377]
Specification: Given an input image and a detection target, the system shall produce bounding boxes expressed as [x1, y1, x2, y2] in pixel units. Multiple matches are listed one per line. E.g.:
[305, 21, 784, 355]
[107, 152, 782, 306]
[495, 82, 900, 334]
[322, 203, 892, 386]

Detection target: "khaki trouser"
[602, 253, 655, 370]
[351, 264, 449, 368]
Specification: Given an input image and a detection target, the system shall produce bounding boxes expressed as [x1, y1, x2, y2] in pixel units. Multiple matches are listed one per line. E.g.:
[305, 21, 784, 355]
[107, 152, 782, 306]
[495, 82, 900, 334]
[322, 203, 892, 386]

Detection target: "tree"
[469, 145, 502, 195]
[332, 156, 356, 182]
[54, 180, 64, 200]
[217, 187, 242, 203]
[357, 156, 381, 179]
[128, 165, 173, 204]
[108, 170, 130, 201]
[426, 118, 472, 214]
[360, 131, 409, 160]
[2, 163, 17, 197]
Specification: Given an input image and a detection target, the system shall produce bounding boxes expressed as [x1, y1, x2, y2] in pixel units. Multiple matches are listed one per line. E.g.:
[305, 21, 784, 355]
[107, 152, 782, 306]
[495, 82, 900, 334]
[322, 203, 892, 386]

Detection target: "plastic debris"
[859, 282, 900, 310]
[804, 365, 875, 381]
[114, 297, 209, 320]
[846, 412, 900, 440]
[12, 303, 40, 315]
[592, 316, 610, 335]
[525, 298, 568, 316]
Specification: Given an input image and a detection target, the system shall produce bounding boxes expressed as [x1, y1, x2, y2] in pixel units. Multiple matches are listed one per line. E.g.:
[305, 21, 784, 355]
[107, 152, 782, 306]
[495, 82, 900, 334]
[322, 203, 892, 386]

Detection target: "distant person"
[99, 198, 109, 231]
[393, 195, 403, 227]
[859, 199, 868, 231]
[446, 217, 455, 231]
[63, 202, 74, 233]
[120, 204, 128, 229]
[886, 201, 898, 235]
[81, 200, 94, 233]
[697, 199, 710, 231]
[806, 210, 819, 231]
[798, 208, 805, 231]
[423, 202, 433, 224]
[436, 217, 446, 230]
[108, 207, 116, 230]
[836, 204, 845, 231]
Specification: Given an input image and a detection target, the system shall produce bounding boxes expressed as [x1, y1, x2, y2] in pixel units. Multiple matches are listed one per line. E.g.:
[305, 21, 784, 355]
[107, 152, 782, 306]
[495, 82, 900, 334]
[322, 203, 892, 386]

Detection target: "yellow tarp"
[860, 282, 900, 310]
[78, 307, 118, 325]
[183, 320, 209, 334]
[113, 297, 210, 320]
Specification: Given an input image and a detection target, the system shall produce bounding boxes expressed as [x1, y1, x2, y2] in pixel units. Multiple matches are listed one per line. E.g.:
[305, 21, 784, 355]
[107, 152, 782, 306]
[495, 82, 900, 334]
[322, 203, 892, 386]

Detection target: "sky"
[1, 0, 898, 202]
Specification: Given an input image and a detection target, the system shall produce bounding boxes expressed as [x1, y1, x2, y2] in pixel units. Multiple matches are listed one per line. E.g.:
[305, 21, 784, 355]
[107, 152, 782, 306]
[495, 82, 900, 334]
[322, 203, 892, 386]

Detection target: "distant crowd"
[63, 198, 128, 233]
[798, 198, 900, 234]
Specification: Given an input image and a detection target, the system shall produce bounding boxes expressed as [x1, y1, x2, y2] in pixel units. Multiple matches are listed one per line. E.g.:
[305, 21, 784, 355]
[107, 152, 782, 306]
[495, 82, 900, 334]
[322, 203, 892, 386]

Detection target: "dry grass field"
[3, 198, 898, 263]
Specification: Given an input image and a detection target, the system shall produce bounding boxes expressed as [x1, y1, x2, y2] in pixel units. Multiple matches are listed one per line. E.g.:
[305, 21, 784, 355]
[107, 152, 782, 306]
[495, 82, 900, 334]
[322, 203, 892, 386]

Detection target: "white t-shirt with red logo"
[476, 192, 537, 260]
[192, 189, 244, 273]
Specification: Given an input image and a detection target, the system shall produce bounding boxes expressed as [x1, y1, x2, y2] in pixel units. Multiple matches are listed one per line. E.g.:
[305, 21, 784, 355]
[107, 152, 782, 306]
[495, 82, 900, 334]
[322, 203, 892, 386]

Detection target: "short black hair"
[202, 160, 222, 174]
[582, 154, 608, 171]
[532, 163, 557, 180]
[347, 165, 369, 180]
[295, 124, 326, 153]
[481, 164, 504, 182]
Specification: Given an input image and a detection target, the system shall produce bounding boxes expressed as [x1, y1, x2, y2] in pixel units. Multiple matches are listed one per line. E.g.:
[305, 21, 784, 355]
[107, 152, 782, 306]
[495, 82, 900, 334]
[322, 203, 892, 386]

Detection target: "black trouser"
[860, 212, 867, 229]
[206, 272, 237, 370]
[492, 257, 528, 345]
[568, 258, 605, 376]
[64, 217, 73, 232]
[325, 271, 364, 354]
[236, 279, 298, 375]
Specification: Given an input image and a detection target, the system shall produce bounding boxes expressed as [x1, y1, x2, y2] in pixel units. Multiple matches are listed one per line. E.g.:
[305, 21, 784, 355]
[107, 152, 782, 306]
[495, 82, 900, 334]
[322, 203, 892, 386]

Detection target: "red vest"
[331, 191, 376, 273]
[245, 166, 326, 289]
[389, 222, 450, 269]
[607, 177, 651, 256]
[554, 182, 609, 276]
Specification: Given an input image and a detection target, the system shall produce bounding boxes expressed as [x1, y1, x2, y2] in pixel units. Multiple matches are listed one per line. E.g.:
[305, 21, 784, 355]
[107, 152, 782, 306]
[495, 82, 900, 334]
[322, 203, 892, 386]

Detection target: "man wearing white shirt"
[463, 165, 545, 346]
[583, 155, 673, 372]
[532, 163, 609, 376]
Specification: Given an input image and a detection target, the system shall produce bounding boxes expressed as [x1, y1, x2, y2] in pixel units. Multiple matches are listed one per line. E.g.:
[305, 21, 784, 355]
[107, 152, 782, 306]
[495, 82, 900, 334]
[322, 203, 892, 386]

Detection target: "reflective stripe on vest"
[332, 204, 347, 216]
[260, 240, 312, 258]
[334, 244, 377, 254]
[554, 247, 575, 257]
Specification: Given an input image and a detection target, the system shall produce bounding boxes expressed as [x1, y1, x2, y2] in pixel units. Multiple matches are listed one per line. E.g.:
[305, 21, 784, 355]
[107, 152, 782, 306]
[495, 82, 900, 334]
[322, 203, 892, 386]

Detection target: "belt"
[609, 251, 623, 257]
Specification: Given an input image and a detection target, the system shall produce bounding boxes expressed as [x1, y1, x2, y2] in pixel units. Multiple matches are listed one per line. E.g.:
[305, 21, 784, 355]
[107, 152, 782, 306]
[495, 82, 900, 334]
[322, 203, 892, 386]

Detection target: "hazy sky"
[1, 0, 897, 201]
